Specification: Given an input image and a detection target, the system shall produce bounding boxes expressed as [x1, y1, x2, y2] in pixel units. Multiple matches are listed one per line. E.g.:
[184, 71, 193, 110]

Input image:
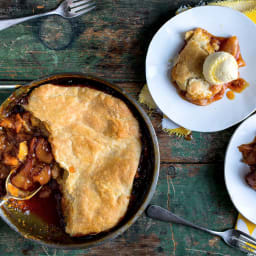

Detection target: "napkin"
[139, 0, 256, 238]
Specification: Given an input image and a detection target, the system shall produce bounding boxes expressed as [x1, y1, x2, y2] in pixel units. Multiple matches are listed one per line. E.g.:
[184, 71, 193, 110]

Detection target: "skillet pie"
[0, 84, 142, 236]
[171, 28, 247, 105]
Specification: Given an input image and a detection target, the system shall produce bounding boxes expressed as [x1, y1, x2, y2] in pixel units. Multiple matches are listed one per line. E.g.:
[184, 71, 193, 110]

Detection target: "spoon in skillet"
[0, 169, 42, 207]
[147, 205, 256, 255]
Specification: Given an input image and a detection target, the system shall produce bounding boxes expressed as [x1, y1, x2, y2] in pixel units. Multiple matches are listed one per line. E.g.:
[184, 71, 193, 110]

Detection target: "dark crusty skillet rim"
[0, 73, 160, 249]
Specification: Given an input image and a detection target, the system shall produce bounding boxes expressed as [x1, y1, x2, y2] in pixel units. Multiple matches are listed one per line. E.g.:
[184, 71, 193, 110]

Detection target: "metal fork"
[0, 0, 96, 31]
[147, 205, 256, 255]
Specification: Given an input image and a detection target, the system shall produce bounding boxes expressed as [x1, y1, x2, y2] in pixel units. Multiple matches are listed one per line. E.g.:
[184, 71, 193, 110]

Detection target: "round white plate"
[225, 114, 256, 224]
[146, 6, 256, 132]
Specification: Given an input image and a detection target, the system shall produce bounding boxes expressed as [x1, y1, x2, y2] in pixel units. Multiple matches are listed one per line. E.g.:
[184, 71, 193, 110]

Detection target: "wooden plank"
[0, 163, 241, 255]
[0, 82, 237, 164]
[0, 0, 207, 81]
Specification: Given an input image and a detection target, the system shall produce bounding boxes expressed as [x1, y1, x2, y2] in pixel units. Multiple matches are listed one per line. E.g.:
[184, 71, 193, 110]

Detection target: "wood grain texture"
[0, 164, 239, 256]
[0, 0, 245, 255]
[0, 0, 204, 81]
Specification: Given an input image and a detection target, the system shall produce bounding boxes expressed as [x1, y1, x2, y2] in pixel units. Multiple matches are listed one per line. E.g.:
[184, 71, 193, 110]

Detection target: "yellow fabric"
[163, 127, 191, 137]
[244, 8, 256, 23]
[138, 85, 191, 137]
[236, 213, 256, 235]
[138, 84, 157, 110]
[210, 0, 256, 23]
[209, 0, 256, 12]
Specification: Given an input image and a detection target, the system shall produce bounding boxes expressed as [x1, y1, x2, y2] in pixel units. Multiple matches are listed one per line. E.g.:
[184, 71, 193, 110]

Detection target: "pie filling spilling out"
[239, 137, 256, 190]
[0, 84, 142, 236]
[171, 28, 248, 106]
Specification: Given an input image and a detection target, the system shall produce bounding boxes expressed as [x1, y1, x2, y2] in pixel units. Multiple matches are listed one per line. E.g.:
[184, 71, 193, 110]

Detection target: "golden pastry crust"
[25, 84, 141, 236]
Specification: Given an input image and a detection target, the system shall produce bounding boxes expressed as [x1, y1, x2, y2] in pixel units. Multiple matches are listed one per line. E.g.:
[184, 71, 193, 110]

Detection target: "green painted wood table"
[0, 0, 245, 255]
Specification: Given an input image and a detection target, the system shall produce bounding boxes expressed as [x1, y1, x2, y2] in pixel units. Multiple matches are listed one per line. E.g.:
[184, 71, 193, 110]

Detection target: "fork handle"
[0, 10, 56, 31]
[146, 205, 220, 237]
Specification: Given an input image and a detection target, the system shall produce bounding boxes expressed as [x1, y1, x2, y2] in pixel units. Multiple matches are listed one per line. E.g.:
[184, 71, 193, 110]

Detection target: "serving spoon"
[147, 205, 256, 255]
[0, 169, 42, 207]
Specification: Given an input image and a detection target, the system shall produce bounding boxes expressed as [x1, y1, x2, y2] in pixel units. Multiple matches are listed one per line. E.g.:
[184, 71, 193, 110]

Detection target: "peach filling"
[0, 109, 62, 198]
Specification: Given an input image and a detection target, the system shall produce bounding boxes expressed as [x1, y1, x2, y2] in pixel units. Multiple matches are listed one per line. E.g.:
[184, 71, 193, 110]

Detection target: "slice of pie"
[171, 28, 247, 106]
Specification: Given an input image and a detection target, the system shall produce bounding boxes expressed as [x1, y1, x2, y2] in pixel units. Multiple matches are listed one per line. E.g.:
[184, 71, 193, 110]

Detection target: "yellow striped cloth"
[139, 0, 256, 238]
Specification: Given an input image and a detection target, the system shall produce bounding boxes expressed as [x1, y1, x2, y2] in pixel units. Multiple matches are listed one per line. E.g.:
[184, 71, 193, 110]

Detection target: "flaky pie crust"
[25, 84, 142, 236]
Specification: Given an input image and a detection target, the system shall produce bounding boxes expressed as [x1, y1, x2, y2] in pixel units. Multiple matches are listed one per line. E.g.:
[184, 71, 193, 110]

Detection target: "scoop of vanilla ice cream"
[203, 51, 238, 85]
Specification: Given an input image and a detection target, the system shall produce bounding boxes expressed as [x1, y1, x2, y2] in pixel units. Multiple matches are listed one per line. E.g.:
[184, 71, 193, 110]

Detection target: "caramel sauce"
[226, 91, 235, 100]
[225, 78, 248, 101]
[8, 186, 62, 225]
[69, 166, 75, 173]
[185, 133, 193, 141]
[228, 78, 249, 93]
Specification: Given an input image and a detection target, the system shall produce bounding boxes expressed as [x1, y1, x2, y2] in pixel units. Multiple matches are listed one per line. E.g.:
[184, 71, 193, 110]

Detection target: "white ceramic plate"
[225, 114, 256, 224]
[146, 6, 256, 132]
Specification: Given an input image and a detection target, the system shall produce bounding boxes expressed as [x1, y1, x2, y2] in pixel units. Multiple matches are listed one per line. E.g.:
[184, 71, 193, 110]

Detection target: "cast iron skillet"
[0, 73, 160, 249]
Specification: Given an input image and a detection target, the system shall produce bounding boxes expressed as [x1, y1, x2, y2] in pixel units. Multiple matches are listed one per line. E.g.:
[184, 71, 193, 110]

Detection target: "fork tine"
[70, 2, 95, 13]
[70, 0, 93, 9]
[71, 0, 90, 2]
[73, 5, 96, 14]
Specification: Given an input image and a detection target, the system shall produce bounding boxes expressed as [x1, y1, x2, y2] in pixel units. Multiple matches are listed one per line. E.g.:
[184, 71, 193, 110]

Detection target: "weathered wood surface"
[0, 164, 239, 256]
[0, 0, 245, 255]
